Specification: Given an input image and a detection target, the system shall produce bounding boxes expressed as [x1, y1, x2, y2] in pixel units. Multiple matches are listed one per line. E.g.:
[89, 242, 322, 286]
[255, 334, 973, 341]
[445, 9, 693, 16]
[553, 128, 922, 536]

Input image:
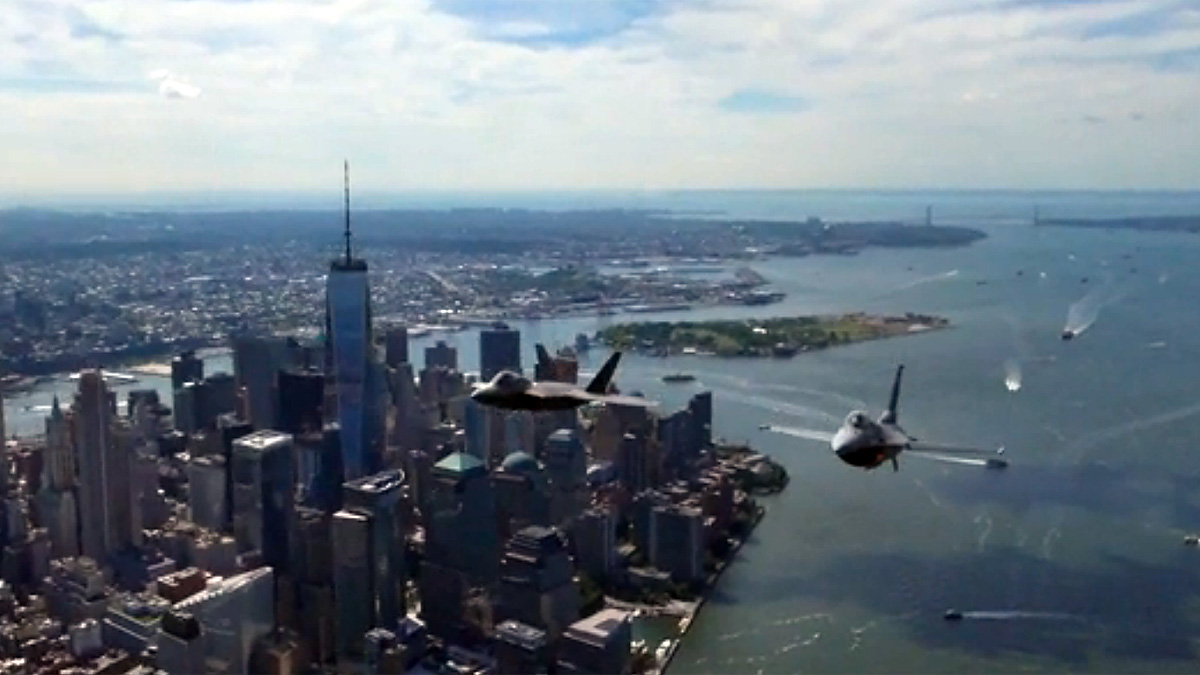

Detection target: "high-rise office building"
[231, 431, 294, 573]
[326, 161, 378, 481]
[545, 429, 588, 527]
[657, 408, 694, 480]
[187, 455, 227, 531]
[277, 368, 324, 436]
[571, 508, 617, 580]
[304, 423, 344, 513]
[206, 372, 240, 420]
[425, 452, 500, 585]
[171, 350, 204, 391]
[384, 325, 409, 367]
[172, 566, 276, 674]
[74, 371, 134, 562]
[688, 391, 712, 450]
[424, 340, 458, 371]
[480, 322, 521, 380]
[651, 503, 704, 583]
[494, 452, 550, 539]
[497, 526, 581, 642]
[332, 468, 406, 658]
[43, 396, 74, 490]
[233, 335, 290, 431]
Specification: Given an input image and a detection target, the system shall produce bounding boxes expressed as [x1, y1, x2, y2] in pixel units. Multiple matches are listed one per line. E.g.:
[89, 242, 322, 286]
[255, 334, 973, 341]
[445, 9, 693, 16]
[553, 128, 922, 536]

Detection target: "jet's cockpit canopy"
[846, 411, 868, 429]
[491, 371, 532, 394]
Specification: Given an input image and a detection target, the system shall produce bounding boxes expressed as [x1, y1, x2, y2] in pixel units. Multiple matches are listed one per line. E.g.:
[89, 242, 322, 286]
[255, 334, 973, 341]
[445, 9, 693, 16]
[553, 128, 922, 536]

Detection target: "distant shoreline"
[1037, 215, 1200, 234]
[597, 313, 951, 358]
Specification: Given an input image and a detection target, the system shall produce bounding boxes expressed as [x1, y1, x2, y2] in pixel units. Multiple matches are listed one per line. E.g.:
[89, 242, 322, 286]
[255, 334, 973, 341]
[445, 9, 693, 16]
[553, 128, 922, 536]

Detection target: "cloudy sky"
[2, 0, 1198, 194]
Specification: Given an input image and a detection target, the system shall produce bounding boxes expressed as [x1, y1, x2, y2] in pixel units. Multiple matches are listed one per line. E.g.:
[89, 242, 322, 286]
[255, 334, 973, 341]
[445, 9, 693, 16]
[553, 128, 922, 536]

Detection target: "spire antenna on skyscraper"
[343, 158, 353, 263]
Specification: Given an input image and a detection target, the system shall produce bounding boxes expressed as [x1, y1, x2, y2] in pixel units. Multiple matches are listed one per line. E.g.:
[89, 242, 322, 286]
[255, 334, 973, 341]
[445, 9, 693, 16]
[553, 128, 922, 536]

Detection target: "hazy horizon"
[4, 0, 1199, 194]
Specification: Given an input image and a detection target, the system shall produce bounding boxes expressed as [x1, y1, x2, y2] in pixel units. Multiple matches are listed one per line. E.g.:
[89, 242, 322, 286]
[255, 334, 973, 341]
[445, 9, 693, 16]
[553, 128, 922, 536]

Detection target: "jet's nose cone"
[831, 425, 856, 454]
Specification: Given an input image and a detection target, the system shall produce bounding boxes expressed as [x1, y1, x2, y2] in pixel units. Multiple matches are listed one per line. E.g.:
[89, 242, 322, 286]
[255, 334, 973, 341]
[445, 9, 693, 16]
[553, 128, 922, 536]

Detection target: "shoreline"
[660, 505, 765, 675]
[612, 503, 768, 675]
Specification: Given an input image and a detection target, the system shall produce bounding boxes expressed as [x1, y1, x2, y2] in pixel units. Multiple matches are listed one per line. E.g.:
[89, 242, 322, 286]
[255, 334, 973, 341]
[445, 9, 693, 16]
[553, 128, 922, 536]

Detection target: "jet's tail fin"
[535, 343, 552, 368]
[880, 364, 904, 424]
[585, 351, 622, 394]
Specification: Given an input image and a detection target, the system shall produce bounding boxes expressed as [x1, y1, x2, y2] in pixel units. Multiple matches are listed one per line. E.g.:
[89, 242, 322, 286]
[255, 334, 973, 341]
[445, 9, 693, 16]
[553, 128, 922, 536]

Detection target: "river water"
[6, 190, 1200, 672]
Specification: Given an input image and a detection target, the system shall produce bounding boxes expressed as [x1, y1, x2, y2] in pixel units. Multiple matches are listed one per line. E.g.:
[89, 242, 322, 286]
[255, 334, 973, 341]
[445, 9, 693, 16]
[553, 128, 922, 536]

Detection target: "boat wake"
[960, 611, 1083, 622]
[1003, 358, 1022, 393]
[1063, 277, 1131, 336]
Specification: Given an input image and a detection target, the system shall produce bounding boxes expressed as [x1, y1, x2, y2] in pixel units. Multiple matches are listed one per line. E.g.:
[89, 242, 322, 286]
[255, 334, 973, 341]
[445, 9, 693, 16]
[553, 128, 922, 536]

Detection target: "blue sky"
[1, 0, 1198, 194]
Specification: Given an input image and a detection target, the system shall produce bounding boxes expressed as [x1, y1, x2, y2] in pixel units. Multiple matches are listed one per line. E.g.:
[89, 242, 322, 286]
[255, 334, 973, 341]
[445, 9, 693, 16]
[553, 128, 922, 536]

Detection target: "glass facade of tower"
[327, 259, 372, 480]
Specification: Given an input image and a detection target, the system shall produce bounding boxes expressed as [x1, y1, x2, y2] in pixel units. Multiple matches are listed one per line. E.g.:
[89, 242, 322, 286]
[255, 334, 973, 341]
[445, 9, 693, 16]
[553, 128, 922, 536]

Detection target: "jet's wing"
[564, 390, 658, 408]
[598, 394, 659, 408]
[909, 442, 1005, 456]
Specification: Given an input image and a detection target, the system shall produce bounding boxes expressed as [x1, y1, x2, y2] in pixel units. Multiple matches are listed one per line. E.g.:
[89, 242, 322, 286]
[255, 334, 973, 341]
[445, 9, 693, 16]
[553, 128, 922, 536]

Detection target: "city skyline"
[2, 0, 1199, 195]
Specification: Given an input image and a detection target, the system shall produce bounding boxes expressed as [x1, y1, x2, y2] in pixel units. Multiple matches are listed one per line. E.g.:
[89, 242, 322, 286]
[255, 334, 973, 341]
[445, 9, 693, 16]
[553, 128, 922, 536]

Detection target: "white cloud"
[0, 0, 1198, 194]
[149, 69, 202, 99]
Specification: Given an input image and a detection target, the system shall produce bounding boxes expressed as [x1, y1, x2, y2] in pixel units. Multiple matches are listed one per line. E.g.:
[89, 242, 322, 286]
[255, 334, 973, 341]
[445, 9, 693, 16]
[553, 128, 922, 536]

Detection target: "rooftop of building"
[496, 620, 547, 649]
[344, 468, 405, 494]
[500, 451, 540, 475]
[232, 429, 292, 452]
[566, 609, 631, 643]
[434, 451, 485, 476]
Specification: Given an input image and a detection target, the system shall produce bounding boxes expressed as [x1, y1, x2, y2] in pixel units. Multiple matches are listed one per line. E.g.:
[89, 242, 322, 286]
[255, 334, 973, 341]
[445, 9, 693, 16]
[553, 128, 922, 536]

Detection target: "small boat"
[1184, 535, 1199, 547]
[758, 423, 771, 431]
[661, 373, 696, 383]
[986, 458, 1008, 470]
[1061, 329, 1075, 341]
[944, 609, 963, 621]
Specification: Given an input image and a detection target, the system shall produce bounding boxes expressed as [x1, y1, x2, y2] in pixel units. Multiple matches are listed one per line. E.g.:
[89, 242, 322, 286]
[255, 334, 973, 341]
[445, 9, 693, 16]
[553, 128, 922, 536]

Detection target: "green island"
[598, 312, 950, 358]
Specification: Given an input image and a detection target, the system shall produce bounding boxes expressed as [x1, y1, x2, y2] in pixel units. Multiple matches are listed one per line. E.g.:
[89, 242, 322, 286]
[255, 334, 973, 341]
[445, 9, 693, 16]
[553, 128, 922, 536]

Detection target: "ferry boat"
[661, 373, 696, 383]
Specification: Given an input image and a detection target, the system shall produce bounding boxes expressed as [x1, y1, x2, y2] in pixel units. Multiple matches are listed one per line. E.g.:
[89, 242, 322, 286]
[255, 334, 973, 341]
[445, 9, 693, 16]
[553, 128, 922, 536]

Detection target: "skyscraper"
[232, 334, 289, 431]
[277, 368, 324, 436]
[231, 430, 294, 573]
[332, 468, 406, 658]
[326, 161, 377, 481]
[497, 526, 581, 642]
[384, 325, 409, 368]
[424, 341, 458, 371]
[74, 371, 134, 562]
[545, 429, 588, 527]
[171, 350, 204, 391]
[480, 322, 521, 380]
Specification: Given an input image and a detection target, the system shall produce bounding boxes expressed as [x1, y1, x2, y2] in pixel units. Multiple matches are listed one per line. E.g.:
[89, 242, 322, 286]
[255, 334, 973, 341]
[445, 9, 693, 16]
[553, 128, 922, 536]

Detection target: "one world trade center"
[325, 160, 382, 479]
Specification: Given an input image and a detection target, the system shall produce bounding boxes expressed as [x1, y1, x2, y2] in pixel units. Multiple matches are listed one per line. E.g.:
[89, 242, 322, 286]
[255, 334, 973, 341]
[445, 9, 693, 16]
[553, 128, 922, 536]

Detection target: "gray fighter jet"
[831, 365, 1007, 472]
[471, 351, 655, 411]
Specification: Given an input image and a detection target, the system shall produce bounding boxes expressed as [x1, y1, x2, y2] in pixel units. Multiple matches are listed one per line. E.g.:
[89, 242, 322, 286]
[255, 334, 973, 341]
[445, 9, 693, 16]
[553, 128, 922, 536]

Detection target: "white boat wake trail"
[962, 611, 1084, 622]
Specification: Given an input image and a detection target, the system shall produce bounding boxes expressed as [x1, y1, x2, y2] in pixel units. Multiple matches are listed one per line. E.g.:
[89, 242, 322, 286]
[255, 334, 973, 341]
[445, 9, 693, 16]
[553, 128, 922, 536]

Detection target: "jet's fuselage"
[470, 389, 583, 411]
[831, 412, 910, 470]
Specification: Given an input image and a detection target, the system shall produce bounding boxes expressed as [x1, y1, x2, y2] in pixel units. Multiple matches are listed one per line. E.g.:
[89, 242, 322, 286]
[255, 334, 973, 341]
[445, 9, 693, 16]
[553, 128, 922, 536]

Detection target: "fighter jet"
[471, 351, 655, 411]
[831, 365, 1006, 472]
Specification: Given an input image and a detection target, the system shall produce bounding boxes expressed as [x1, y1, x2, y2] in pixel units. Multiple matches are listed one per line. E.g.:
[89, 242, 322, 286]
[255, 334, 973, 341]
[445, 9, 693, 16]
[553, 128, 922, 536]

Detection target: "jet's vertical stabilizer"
[585, 352, 622, 394]
[880, 364, 904, 425]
